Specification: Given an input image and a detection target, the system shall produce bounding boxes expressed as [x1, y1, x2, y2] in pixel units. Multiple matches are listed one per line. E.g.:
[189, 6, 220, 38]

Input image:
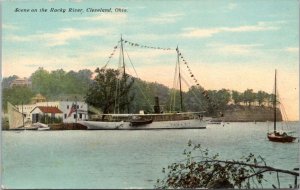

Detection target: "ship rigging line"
[278, 93, 290, 130]
[104, 38, 220, 112]
[180, 75, 204, 106]
[170, 57, 179, 112]
[271, 80, 290, 131]
[102, 41, 120, 69]
[125, 50, 154, 112]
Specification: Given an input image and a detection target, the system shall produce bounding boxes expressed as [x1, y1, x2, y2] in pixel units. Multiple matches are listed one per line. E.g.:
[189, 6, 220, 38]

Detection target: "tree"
[205, 89, 230, 114]
[85, 68, 134, 118]
[216, 89, 231, 110]
[2, 75, 18, 89]
[49, 69, 66, 95]
[184, 85, 208, 112]
[231, 90, 243, 105]
[30, 67, 51, 96]
[128, 78, 152, 113]
[269, 93, 280, 107]
[129, 79, 171, 113]
[155, 141, 299, 189]
[256, 91, 268, 106]
[2, 86, 34, 111]
[29, 68, 93, 100]
[243, 89, 256, 106]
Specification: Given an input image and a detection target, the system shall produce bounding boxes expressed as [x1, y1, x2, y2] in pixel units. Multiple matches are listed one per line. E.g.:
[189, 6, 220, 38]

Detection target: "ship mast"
[121, 35, 126, 77]
[120, 35, 129, 113]
[177, 46, 183, 112]
[273, 69, 277, 133]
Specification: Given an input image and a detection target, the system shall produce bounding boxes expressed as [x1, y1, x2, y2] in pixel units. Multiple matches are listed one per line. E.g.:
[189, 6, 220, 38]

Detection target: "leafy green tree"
[128, 78, 154, 113]
[266, 94, 273, 107]
[2, 86, 34, 111]
[243, 89, 256, 106]
[231, 90, 243, 105]
[48, 69, 66, 96]
[184, 85, 208, 112]
[216, 89, 231, 109]
[128, 79, 171, 113]
[256, 91, 269, 106]
[30, 67, 51, 96]
[62, 70, 92, 95]
[85, 68, 134, 117]
[64, 71, 81, 94]
[268, 93, 280, 107]
[206, 89, 230, 114]
[29, 68, 93, 100]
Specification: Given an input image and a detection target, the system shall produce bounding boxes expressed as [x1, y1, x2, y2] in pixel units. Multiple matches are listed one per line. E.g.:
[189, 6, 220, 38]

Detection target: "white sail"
[7, 102, 24, 129]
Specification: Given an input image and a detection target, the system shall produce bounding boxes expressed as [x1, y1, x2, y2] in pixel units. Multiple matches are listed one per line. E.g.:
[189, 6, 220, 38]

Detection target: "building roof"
[31, 93, 46, 100]
[31, 106, 63, 114]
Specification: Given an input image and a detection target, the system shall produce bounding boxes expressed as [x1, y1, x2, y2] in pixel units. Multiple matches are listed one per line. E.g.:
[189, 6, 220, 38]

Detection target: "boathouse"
[16, 94, 89, 123]
[31, 106, 63, 123]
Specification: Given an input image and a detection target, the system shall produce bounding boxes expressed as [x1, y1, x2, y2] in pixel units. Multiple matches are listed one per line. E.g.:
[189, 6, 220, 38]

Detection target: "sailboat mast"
[120, 35, 126, 76]
[177, 46, 183, 112]
[274, 69, 277, 133]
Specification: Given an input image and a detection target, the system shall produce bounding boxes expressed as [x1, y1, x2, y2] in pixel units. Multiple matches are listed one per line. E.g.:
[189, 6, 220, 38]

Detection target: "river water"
[1, 122, 299, 189]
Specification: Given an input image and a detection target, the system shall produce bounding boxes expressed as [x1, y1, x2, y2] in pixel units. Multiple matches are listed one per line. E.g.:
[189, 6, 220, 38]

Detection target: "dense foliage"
[2, 67, 275, 115]
[155, 141, 298, 189]
[85, 68, 134, 115]
[2, 68, 93, 111]
[30, 67, 93, 99]
[2, 86, 35, 111]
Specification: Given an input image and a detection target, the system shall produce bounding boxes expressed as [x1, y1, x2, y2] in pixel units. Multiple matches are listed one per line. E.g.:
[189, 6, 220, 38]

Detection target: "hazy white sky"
[2, 0, 299, 120]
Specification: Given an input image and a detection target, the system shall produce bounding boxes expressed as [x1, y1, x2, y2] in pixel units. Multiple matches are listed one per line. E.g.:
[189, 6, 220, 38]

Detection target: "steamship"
[79, 97, 209, 130]
[78, 36, 210, 130]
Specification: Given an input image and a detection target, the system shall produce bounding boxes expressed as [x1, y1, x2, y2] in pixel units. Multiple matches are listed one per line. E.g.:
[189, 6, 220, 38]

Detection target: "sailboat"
[7, 102, 38, 130]
[78, 36, 210, 130]
[267, 70, 296, 143]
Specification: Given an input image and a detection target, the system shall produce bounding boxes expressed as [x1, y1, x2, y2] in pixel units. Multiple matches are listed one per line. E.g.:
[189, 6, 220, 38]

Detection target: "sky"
[2, 0, 299, 120]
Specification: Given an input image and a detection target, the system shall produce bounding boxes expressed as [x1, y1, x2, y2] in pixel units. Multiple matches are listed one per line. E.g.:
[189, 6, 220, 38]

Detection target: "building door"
[32, 114, 39, 123]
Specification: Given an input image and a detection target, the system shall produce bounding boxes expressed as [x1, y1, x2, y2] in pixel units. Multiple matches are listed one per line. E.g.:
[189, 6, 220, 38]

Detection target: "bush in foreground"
[155, 140, 298, 189]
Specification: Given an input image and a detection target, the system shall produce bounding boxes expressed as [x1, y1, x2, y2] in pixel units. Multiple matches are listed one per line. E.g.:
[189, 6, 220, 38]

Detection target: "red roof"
[33, 106, 63, 114]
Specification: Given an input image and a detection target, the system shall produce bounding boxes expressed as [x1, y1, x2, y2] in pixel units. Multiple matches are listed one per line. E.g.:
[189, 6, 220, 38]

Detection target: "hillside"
[215, 105, 282, 122]
[2, 68, 280, 122]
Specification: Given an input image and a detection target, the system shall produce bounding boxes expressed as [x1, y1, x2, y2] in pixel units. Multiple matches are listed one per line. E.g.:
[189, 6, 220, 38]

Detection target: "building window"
[64, 114, 67, 119]
[67, 105, 69, 109]
[77, 105, 79, 109]
[79, 113, 82, 119]
[74, 114, 77, 119]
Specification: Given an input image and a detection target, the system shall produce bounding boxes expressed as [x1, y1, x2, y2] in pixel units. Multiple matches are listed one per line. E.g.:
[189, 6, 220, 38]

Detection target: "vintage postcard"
[1, 0, 299, 189]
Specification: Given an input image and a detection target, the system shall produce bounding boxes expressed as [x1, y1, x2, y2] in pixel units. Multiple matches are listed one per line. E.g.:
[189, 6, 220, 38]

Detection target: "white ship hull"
[79, 119, 208, 130]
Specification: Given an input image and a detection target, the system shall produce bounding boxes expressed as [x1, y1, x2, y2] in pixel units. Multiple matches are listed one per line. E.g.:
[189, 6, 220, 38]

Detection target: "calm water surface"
[1, 122, 299, 189]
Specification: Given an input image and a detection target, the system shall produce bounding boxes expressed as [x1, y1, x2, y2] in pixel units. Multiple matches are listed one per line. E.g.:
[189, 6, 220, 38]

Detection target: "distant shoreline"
[213, 105, 283, 122]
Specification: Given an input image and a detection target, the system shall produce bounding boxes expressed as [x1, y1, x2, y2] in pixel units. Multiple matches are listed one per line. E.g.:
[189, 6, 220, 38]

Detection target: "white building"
[10, 77, 32, 88]
[31, 106, 63, 123]
[17, 101, 89, 123]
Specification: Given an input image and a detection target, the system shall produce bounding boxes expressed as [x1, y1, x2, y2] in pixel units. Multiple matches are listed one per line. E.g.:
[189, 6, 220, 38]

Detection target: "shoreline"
[2, 120, 299, 131]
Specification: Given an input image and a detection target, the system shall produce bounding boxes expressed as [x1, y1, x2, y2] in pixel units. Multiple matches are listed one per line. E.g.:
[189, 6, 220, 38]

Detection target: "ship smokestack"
[154, 96, 160, 113]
